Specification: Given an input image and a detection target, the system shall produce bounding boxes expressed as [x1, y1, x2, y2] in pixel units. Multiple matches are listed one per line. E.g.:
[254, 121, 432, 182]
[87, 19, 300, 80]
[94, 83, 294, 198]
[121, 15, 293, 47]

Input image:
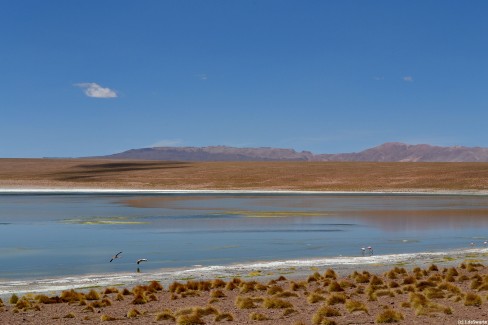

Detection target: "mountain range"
[93, 142, 488, 162]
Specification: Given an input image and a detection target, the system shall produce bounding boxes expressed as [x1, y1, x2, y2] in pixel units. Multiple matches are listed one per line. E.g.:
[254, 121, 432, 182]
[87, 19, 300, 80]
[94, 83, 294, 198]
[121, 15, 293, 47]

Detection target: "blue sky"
[1, 1, 487, 157]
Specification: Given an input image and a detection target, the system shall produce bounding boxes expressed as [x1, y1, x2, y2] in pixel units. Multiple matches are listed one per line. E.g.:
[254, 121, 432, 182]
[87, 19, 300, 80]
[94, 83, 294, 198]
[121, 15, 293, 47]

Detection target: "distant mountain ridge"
[93, 142, 488, 162]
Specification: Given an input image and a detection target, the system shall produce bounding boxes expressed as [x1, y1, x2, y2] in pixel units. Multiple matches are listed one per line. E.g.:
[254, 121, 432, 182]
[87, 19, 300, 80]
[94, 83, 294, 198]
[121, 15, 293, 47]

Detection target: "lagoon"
[1, 192, 488, 284]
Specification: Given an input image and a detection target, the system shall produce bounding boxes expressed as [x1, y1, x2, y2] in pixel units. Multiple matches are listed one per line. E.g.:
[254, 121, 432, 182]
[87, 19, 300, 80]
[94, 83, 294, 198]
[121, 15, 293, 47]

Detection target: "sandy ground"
[1, 261, 488, 324]
[1, 158, 488, 191]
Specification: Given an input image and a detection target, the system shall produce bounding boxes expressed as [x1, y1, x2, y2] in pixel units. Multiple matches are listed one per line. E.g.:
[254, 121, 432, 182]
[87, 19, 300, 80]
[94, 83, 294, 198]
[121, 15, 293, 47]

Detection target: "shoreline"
[2, 188, 488, 196]
[2, 247, 487, 300]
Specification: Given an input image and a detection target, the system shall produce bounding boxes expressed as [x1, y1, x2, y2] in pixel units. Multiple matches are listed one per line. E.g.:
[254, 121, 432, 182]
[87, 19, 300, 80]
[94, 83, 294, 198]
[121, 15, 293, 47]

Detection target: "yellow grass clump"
[85, 289, 101, 301]
[235, 296, 257, 309]
[263, 297, 293, 309]
[215, 312, 234, 322]
[249, 312, 269, 321]
[327, 293, 346, 305]
[307, 293, 326, 304]
[464, 292, 482, 306]
[345, 300, 368, 314]
[312, 305, 341, 324]
[376, 308, 404, 323]
[100, 314, 116, 321]
[155, 309, 175, 321]
[127, 308, 141, 318]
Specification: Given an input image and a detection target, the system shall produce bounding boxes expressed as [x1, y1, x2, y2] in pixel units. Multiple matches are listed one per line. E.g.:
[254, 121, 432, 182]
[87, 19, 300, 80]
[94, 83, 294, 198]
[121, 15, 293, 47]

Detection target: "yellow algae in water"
[222, 210, 327, 218]
[62, 216, 149, 225]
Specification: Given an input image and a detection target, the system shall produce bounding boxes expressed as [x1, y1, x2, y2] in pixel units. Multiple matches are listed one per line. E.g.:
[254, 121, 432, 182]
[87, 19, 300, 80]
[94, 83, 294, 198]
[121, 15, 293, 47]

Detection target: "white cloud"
[195, 74, 208, 80]
[403, 76, 413, 82]
[149, 139, 183, 147]
[75, 82, 117, 98]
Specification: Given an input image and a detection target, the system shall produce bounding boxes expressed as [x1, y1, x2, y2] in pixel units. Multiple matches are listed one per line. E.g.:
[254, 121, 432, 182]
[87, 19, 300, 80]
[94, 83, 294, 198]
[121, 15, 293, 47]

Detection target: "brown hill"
[93, 142, 488, 162]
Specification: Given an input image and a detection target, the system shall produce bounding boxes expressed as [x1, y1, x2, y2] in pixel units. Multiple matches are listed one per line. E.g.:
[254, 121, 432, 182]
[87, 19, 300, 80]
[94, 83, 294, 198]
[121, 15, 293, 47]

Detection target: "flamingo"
[361, 247, 366, 256]
[110, 252, 122, 262]
[367, 246, 373, 255]
[470, 242, 475, 248]
[136, 258, 148, 265]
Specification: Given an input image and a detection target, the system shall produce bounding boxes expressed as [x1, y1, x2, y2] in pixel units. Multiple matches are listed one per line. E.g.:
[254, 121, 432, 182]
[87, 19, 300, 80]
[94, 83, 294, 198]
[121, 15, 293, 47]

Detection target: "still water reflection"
[0, 193, 487, 280]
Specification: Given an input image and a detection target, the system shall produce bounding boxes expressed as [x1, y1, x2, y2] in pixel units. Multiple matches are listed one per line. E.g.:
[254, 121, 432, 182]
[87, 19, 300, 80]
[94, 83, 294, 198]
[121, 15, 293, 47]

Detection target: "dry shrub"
[428, 264, 439, 272]
[267, 285, 283, 295]
[324, 268, 337, 279]
[447, 267, 459, 277]
[225, 282, 237, 291]
[283, 308, 297, 317]
[425, 287, 445, 299]
[240, 282, 256, 294]
[327, 293, 346, 305]
[416, 280, 436, 290]
[149, 280, 163, 291]
[339, 279, 356, 289]
[290, 281, 307, 291]
[169, 281, 185, 293]
[63, 313, 75, 318]
[122, 288, 132, 295]
[235, 296, 256, 309]
[155, 310, 175, 321]
[193, 306, 219, 317]
[9, 294, 19, 304]
[328, 281, 344, 292]
[376, 308, 404, 323]
[355, 272, 370, 284]
[104, 287, 119, 294]
[438, 282, 462, 295]
[176, 314, 204, 325]
[215, 313, 234, 322]
[211, 290, 226, 298]
[312, 305, 341, 324]
[375, 289, 395, 298]
[275, 291, 299, 298]
[131, 294, 147, 305]
[211, 279, 226, 288]
[345, 300, 368, 313]
[262, 297, 293, 309]
[61, 289, 85, 303]
[388, 281, 399, 288]
[465, 292, 482, 306]
[85, 289, 101, 301]
[370, 275, 383, 286]
[307, 293, 326, 304]
[115, 293, 124, 301]
[100, 314, 116, 321]
[127, 308, 141, 318]
[402, 276, 416, 285]
[249, 312, 269, 321]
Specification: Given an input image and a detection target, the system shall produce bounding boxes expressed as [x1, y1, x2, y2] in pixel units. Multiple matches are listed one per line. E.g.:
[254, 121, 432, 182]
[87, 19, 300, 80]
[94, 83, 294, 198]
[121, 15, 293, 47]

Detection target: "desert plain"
[1, 159, 488, 324]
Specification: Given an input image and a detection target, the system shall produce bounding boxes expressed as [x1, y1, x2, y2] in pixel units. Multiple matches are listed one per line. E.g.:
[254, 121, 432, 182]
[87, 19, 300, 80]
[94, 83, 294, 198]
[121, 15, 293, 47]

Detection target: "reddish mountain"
[93, 143, 488, 162]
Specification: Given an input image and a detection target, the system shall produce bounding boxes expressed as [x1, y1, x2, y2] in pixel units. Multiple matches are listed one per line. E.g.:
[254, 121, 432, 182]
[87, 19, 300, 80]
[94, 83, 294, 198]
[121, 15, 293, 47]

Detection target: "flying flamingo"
[110, 252, 122, 262]
[136, 258, 148, 265]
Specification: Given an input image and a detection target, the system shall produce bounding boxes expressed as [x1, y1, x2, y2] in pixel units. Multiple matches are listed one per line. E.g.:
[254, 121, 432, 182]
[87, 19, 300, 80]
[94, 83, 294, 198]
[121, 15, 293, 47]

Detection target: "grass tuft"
[215, 312, 234, 322]
[263, 297, 293, 309]
[345, 300, 368, 314]
[249, 312, 269, 321]
[155, 310, 175, 321]
[127, 308, 141, 318]
[464, 292, 482, 306]
[376, 308, 404, 323]
[100, 314, 116, 321]
[235, 296, 256, 309]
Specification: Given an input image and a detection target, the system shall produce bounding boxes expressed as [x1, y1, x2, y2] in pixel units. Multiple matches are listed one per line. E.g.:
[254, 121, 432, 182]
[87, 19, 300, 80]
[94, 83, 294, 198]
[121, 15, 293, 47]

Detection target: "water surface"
[1, 193, 488, 282]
